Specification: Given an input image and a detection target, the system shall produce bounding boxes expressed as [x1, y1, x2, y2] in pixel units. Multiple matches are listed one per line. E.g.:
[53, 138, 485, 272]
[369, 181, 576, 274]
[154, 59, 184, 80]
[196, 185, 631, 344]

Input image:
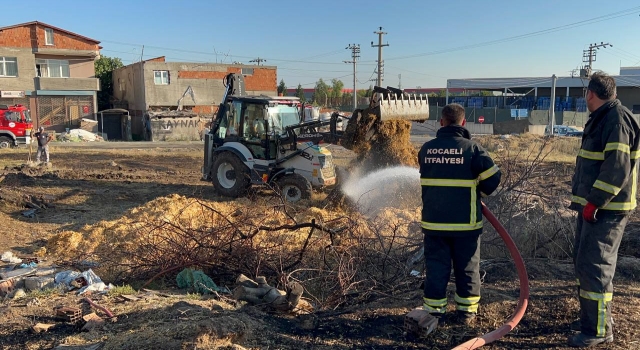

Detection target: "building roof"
[0, 21, 100, 44]
[447, 68, 640, 90]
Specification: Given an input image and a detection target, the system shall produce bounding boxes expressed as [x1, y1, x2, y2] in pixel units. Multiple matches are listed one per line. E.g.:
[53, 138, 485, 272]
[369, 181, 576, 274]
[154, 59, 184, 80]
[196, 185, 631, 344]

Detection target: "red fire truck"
[0, 104, 33, 149]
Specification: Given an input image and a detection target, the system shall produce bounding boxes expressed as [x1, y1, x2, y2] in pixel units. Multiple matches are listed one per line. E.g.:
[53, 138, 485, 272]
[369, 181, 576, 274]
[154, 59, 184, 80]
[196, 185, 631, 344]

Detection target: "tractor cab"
[211, 95, 302, 161]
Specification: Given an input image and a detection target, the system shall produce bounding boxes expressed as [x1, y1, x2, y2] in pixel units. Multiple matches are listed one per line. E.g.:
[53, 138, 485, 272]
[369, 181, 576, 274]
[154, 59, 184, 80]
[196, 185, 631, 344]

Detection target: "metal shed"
[97, 108, 132, 141]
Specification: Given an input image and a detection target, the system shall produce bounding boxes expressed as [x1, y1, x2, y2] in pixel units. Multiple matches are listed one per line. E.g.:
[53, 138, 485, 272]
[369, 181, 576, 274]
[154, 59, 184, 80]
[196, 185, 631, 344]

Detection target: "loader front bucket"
[377, 93, 430, 122]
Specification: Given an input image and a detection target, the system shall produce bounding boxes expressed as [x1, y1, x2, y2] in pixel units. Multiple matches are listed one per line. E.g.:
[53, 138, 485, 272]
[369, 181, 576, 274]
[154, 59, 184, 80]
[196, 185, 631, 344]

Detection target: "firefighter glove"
[582, 202, 598, 223]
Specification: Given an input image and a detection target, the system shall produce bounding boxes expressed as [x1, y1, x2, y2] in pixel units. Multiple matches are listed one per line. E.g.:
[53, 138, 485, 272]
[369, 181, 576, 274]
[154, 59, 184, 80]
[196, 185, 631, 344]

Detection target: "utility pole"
[344, 44, 360, 109]
[371, 27, 389, 87]
[249, 57, 266, 66]
[549, 74, 557, 135]
[398, 74, 402, 89]
[582, 42, 611, 77]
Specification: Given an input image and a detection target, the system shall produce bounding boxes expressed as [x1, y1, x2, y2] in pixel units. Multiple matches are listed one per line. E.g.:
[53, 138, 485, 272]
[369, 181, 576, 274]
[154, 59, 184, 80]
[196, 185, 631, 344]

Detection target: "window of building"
[241, 68, 254, 75]
[154, 70, 169, 85]
[45, 28, 54, 45]
[0, 57, 18, 77]
[35, 59, 70, 78]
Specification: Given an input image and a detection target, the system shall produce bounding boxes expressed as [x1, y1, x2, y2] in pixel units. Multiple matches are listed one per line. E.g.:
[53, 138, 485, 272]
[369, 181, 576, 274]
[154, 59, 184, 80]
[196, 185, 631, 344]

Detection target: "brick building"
[0, 21, 101, 131]
[112, 57, 277, 138]
[112, 57, 277, 116]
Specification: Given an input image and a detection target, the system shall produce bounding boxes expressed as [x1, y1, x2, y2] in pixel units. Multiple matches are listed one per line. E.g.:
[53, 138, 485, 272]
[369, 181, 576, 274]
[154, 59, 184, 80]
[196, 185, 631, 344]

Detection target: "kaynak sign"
[0, 91, 25, 98]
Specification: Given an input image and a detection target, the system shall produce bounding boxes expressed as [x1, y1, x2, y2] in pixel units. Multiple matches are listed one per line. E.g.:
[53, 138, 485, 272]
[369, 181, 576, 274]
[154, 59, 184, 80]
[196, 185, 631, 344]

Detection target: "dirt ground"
[1, 142, 640, 350]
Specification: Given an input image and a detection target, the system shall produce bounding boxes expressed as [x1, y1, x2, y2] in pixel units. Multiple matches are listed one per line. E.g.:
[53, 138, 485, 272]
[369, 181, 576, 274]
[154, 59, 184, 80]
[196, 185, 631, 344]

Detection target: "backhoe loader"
[202, 73, 429, 202]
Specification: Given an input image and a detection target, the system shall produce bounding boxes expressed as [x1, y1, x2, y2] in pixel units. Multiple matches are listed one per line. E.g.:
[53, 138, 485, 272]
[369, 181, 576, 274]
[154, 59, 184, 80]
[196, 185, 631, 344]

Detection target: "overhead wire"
[370, 6, 640, 62]
[101, 39, 376, 66]
[99, 6, 640, 89]
[610, 47, 640, 61]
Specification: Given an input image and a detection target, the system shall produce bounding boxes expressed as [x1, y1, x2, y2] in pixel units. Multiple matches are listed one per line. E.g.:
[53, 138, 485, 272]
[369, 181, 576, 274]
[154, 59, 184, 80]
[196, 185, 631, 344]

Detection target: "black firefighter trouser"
[574, 211, 629, 337]
[423, 233, 481, 314]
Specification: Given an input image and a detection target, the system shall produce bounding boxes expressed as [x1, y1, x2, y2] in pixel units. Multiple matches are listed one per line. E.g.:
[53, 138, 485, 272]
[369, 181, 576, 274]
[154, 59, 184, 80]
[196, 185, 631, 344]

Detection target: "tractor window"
[4, 111, 20, 122]
[243, 104, 265, 140]
[217, 101, 242, 139]
[267, 106, 301, 136]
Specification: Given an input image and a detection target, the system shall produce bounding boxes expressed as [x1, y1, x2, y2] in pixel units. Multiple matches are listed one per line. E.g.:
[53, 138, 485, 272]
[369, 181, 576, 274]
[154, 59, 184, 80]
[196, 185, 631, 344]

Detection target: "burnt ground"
[0, 143, 639, 350]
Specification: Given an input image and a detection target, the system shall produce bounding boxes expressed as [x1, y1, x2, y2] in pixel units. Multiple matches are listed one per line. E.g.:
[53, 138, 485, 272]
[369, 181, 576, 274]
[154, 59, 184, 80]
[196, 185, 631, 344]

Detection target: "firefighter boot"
[567, 333, 613, 348]
[404, 308, 439, 338]
[454, 310, 477, 326]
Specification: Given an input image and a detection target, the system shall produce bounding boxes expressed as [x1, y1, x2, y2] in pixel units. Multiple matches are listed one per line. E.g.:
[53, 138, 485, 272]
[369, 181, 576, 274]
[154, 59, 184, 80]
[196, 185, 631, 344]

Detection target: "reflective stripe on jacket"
[570, 100, 640, 212]
[419, 125, 501, 237]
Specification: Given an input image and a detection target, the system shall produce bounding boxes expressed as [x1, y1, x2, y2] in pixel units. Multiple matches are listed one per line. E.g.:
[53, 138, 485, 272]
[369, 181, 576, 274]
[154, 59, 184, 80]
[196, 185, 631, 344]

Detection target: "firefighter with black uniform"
[568, 72, 640, 348]
[414, 103, 501, 329]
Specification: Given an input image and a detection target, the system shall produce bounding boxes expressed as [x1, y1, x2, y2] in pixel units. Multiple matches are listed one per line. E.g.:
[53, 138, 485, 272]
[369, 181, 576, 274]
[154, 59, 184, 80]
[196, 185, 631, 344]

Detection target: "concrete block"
[25, 276, 54, 291]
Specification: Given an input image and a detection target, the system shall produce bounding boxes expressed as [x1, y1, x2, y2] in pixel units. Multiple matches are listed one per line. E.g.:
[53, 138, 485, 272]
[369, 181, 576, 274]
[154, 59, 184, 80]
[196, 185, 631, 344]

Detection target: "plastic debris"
[1, 251, 22, 264]
[19, 262, 38, 269]
[59, 129, 104, 142]
[54, 269, 113, 294]
[176, 268, 227, 294]
[11, 288, 26, 299]
[22, 209, 37, 218]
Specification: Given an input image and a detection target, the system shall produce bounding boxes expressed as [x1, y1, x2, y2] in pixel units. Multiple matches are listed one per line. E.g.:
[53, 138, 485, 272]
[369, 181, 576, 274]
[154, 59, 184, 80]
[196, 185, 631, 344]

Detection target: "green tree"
[95, 55, 124, 111]
[312, 78, 330, 105]
[480, 90, 494, 96]
[294, 84, 306, 102]
[364, 85, 374, 97]
[277, 79, 287, 96]
[330, 79, 344, 98]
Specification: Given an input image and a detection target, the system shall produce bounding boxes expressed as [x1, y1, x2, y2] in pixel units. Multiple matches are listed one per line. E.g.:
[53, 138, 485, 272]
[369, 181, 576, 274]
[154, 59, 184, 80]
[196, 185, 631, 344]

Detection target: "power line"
[385, 65, 448, 79]
[372, 6, 640, 62]
[610, 47, 640, 60]
[100, 39, 375, 66]
[101, 49, 352, 73]
[98, 7, 639, 69]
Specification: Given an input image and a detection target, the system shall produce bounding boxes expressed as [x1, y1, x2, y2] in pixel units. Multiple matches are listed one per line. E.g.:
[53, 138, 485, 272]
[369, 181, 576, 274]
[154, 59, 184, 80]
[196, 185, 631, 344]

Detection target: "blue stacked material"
[563, 97, 574, 111]
[537, 97, 551, 110]
[468, 97, 483, 108]
[519, 96, 535, 109]
[452, 97, 466, 106]
[576, 97, 588, 112]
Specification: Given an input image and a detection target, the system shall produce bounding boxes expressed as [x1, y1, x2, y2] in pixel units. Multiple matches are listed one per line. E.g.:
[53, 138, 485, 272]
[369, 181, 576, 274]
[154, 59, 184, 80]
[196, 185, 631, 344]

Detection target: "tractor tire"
[211, 152, 251, 197]
[0, 136, 13, 149]
[277, 174, 312, 203]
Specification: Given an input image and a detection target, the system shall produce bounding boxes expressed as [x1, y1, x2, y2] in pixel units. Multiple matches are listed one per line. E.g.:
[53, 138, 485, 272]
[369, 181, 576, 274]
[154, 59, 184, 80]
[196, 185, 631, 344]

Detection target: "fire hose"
[451, 202, 530, 350]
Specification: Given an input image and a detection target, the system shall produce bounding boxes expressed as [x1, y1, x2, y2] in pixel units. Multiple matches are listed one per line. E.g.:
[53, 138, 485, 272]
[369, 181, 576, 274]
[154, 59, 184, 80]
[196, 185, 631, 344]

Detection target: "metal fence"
[37, 96, 94, 131]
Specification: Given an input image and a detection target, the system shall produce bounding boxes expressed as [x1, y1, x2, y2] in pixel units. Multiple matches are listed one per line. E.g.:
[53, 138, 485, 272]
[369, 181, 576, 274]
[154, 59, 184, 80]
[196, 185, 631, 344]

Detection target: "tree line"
[278, 78, 375, 106]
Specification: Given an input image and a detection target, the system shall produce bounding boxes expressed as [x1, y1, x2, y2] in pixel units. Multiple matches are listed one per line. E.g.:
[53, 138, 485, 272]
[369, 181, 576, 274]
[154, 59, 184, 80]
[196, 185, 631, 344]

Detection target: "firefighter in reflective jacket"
[418, 103, 501, 324]
[567, 73, 640, 348]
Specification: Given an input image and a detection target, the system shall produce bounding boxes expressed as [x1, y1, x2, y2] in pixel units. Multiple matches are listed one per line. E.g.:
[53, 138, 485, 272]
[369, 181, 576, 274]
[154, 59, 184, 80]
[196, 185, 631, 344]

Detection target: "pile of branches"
[65, 197, 422, 310]
[480, 136, 576, 261]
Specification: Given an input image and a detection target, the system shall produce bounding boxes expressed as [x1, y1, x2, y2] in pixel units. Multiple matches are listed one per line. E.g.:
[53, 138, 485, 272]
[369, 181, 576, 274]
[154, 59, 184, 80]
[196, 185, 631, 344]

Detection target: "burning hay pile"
[341, 110, 418, 173]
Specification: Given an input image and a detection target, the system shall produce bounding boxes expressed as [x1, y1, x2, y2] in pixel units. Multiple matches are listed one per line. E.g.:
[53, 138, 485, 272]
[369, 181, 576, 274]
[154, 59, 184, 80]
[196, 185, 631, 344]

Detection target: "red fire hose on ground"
[451, 203, 530, 350]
